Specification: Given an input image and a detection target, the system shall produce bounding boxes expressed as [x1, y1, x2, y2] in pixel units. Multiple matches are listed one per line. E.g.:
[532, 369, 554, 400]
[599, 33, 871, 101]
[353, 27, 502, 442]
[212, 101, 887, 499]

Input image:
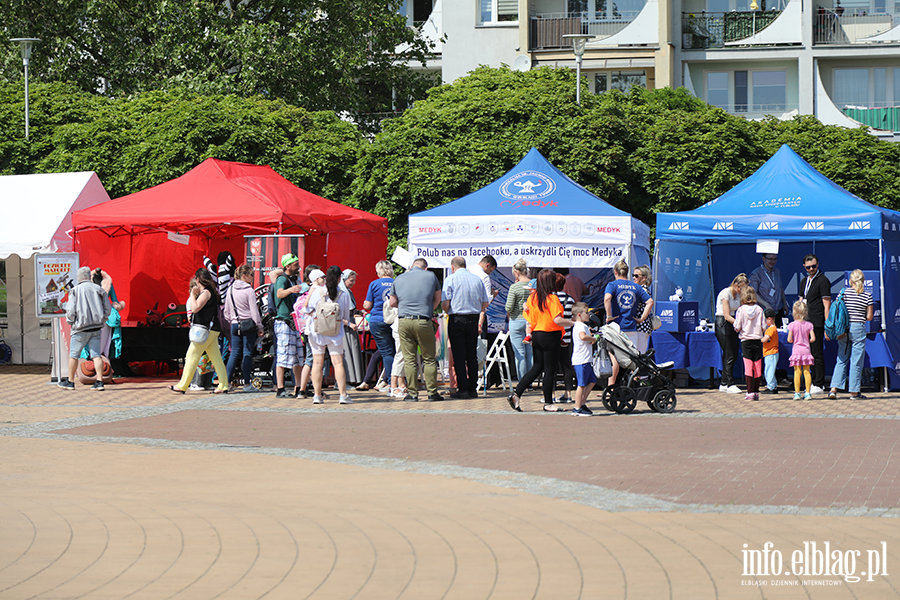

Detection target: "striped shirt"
[556, 291, 575, 343]
[505, 281, 531, 320]
[843, 287, 873, 323]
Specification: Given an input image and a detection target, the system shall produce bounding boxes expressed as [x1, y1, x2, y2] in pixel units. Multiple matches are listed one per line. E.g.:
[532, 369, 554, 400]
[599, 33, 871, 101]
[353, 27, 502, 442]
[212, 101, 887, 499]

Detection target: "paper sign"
[756, 239, 779, 254]
[391, 246, 412, 269]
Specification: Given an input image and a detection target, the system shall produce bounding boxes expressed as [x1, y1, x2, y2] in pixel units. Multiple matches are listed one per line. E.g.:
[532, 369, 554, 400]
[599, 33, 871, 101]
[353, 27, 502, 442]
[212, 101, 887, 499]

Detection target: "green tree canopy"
[1, 82, 362, 201]
[0, 0, 435, 119]
[351, 66, 900, 246]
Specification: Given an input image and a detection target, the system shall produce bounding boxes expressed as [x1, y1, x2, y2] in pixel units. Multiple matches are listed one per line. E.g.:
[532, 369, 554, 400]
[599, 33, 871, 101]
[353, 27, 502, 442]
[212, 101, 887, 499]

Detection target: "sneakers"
[403, 394, 418, 402]
[58, 380, 75, 390]
[189, 384, 205, 391]
[339, 395, 353, 404]
[91, 381, 105, 391]
[760, 387, 778, 395]
[427, 393, 444, 402]
[745, 393, 755, 401]
[793, 392, 802, 401]
[312, 395, 324, 404]
[809, 385, 824, 395]
[375, 380, 389, 392]
[803, 392, 812, 400]
[720, 384, 741, 394]
[275, 388, 291, 398]
[242, 384, 256, 393]
[556, 395, 574, 404]
[572, 406, 593, 416]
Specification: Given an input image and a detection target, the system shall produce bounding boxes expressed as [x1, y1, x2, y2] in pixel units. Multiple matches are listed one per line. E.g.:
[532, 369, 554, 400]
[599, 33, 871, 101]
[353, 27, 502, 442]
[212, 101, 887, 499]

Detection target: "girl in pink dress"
[787, 300, 816, 400]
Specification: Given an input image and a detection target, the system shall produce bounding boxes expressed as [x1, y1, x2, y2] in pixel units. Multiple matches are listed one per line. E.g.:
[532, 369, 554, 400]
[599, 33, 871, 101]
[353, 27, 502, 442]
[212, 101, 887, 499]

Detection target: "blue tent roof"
[414, 147, 634, 218]
[657, 144, 900, 242]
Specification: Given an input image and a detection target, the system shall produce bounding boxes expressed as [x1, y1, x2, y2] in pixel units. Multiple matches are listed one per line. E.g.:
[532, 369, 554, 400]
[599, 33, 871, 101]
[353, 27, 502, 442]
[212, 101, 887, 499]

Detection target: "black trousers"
[558, 341, 575, 393]
[515, 330, 562, 403]
[810, 325, 826, 388]
[715, 315, 739, 386]
[448, 314, 480, 394]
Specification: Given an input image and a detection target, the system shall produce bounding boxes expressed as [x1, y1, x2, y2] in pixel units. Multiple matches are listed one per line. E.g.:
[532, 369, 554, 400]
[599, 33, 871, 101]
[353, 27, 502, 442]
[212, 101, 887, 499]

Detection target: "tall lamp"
[562, 33, 595, 105]
[10, 38, 41, 139]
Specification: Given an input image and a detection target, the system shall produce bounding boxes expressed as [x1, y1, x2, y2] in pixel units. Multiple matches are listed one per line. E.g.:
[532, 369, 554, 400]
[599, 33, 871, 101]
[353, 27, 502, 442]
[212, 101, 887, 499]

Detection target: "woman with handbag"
[829, 269, 874, 399]
[170, 269, 229, 394]
[224, 264, 263, 392]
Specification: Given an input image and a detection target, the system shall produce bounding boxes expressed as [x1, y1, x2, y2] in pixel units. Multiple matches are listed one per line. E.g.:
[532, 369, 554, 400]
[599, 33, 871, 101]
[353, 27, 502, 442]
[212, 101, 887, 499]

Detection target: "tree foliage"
[0, 0, 435, 118]
[0, 82, 362, 201]
[351, 66, 900, 246]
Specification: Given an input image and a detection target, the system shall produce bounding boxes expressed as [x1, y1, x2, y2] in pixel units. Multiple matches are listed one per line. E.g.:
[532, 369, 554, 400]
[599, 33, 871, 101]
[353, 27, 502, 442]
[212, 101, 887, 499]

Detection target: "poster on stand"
[34, 253, 79, 318]
[245, 235, 305, 288]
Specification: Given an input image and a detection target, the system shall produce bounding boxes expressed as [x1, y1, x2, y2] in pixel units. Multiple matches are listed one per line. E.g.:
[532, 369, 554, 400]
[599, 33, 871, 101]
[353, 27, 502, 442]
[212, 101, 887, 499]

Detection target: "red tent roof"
[72, 158, 386, 236]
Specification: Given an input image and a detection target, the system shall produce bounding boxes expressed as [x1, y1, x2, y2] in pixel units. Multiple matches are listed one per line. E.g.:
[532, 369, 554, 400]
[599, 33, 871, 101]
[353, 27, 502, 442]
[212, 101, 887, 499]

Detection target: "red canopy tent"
[72, 158, 388, 322]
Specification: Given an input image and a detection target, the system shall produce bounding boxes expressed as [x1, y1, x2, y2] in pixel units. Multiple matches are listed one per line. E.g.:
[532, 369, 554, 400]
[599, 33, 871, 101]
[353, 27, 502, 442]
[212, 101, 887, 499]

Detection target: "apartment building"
[403, 0, 900, 133]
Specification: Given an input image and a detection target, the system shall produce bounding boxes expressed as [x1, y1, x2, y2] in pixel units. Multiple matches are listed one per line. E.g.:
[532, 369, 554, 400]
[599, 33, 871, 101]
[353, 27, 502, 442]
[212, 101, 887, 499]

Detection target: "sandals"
[506, 393, 522, 412]
[827, 391, 837, 399]
[850, 393, 867, 399]
[168, 385, 185, 394]
[542, 405, 568, 413]
[356, 382, 370, 391]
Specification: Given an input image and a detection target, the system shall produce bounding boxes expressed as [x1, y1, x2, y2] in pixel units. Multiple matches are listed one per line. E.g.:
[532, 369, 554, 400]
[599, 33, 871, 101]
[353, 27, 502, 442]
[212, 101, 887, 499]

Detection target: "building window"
[595, 70, 647, 93]
[480, 0, 518, 23]
[568, 0, 646, 20]
[833, 67, 900, 108]
[705, 69, 786, 113]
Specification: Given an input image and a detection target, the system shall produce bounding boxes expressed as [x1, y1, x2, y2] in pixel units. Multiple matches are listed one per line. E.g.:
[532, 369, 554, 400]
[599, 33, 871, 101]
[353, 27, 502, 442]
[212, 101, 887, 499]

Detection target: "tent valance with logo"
[655, 144, 900, 378]
[408, 148, 650, 270]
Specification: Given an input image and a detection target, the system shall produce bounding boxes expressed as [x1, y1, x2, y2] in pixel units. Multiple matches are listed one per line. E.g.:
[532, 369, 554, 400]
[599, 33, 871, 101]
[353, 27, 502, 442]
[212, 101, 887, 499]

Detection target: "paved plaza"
[2, 364, 900, 599]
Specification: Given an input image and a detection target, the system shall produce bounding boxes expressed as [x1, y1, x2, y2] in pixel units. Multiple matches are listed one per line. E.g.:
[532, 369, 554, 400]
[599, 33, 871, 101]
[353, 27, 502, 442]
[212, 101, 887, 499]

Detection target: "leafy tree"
[1, 83, 363, 201]
[351, 67, 900, 246]
[0, 0, 435, 120]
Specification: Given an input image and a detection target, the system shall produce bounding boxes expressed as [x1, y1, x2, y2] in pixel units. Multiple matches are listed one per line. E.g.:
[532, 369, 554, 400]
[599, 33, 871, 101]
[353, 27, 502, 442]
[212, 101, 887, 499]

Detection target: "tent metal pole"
[652, 239, 659, 304]
[879, 238, 888, 391]
[18, 255, 24, 364]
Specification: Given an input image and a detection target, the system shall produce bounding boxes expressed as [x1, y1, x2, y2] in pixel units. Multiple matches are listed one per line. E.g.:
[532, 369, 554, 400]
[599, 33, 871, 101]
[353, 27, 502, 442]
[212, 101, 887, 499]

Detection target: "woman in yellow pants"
[170, 269, 229, 393]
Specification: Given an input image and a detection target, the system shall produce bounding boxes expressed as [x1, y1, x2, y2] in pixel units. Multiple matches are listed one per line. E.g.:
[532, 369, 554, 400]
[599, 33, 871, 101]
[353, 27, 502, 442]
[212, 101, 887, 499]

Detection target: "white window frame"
[833, 67, 900, 109]
[704, 69, 787, 113]
[478, 0, 519, 25]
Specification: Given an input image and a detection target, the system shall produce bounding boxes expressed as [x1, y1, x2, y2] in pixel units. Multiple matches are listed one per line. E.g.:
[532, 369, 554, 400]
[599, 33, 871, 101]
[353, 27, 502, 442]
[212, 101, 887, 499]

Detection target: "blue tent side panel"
[414, 147, 632, 218]
[657, 145, 900, 242]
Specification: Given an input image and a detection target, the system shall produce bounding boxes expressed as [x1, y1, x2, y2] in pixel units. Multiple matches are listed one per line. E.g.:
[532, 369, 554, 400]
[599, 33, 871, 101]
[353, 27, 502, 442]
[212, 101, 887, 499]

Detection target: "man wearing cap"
[389, 258, 443, 402]
[59, 266, 111, 390]
[273, 254, 303, 398]
[442, 256, 489, 399]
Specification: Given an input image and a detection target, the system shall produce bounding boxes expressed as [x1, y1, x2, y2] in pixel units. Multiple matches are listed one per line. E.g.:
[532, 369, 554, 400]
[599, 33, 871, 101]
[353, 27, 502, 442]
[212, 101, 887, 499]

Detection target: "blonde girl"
[787, 300, 816, 400]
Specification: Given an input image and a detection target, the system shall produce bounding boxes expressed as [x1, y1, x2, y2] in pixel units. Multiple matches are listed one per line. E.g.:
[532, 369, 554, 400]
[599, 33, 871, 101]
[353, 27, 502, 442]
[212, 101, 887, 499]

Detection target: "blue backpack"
[824, 288, 849, 340]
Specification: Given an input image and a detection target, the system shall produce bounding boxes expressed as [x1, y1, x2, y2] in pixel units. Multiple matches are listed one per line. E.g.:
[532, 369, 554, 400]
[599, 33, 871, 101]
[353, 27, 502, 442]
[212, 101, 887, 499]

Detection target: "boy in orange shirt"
[761, 308, 779, 394]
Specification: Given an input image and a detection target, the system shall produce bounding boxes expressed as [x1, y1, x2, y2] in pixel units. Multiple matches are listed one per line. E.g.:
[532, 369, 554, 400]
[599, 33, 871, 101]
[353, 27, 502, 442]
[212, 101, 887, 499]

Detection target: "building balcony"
[713, 102, 799, 118]
[814, 9, 900, 44]
[682, 11, 782, 49]
[840, 105, 900, 130]
[530, 11, 642, 50]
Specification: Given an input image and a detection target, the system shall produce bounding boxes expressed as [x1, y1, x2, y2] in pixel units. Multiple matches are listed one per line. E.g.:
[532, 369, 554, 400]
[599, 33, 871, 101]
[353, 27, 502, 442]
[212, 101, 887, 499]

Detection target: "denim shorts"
[70, 329, 101, 359]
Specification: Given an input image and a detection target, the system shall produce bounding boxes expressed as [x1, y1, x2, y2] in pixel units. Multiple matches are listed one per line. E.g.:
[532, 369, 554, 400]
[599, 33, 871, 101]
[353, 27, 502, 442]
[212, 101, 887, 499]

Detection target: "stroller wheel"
[652, 390, 677, 413]
[252, 377, 263, 390]
[601, 386, 615, 411]
[609, 387, 637, 414]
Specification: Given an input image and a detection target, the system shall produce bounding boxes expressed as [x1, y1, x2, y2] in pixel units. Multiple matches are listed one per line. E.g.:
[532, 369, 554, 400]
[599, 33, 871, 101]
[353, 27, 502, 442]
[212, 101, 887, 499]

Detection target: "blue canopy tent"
[408, 147, 651, 330]
[655, 144, 900, 381]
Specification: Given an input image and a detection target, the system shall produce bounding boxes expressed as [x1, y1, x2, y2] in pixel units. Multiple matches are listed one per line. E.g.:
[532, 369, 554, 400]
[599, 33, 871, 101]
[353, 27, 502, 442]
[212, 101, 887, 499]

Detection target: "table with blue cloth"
[650, 330, 894, 377]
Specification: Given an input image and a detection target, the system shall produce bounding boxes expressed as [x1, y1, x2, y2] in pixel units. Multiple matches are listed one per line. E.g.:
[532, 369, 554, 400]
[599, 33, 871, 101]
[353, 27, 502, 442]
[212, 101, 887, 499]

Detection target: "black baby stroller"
[243, 284, 276, 390]
[597, 322, 677, 414]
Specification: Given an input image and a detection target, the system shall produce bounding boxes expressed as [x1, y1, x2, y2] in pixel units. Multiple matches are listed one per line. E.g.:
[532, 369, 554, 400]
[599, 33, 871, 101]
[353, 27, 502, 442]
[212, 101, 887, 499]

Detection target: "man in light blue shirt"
[442, 256, 489, 399]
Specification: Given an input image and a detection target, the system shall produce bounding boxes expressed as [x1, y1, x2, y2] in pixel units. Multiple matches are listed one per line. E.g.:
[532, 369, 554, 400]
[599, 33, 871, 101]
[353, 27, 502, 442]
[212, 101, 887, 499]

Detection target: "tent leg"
[18, 255, 24, 365]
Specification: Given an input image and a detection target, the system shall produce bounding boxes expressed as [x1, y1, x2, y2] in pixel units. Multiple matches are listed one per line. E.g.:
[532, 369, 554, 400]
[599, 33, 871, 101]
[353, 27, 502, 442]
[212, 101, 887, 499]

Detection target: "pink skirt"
[789, 353, 814, 367]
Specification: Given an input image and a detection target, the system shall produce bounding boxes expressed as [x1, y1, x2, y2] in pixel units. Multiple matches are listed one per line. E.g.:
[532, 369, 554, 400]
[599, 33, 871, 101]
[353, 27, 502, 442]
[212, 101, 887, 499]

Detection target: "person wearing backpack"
[302, 266, 353, 404]
[829, 269, 873, 399]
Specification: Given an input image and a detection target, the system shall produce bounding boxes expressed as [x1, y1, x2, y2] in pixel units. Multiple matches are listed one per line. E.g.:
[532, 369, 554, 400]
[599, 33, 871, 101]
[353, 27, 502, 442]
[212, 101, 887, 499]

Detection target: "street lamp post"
[10, 38, 41, 139]
[562, 33, 595, 105]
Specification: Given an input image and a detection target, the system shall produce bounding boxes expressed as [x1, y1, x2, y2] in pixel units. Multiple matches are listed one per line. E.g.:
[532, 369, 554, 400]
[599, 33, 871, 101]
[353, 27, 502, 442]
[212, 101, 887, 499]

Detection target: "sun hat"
[308, 268, 326, 282]
[281, 253, 299, 268]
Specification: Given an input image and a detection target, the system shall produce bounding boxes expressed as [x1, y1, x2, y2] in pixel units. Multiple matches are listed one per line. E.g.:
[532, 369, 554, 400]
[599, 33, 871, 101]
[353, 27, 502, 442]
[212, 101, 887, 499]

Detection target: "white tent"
[1, 172, 111, 364]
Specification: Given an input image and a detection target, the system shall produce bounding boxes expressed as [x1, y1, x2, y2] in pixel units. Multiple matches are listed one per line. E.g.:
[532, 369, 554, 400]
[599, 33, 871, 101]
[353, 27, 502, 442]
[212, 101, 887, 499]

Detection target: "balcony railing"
[712, 102, 798, 116]
[682, 11, 781, 49]
[841, 105, 900, 130]
[814, 9, 899, 44]
[530, 11, 642, 50]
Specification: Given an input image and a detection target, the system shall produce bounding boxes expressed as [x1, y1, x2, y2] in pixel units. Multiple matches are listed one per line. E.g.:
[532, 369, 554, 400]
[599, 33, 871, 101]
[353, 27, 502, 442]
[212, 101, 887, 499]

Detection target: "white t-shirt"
[716, 287, 741, 317]
[571, 321, 593, 366]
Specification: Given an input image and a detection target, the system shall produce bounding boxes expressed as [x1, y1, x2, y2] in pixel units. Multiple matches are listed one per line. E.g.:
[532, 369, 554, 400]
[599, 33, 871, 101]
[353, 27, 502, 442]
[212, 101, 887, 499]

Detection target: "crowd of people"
[715, 253, 874, 400]
[60, 247, 878, 404]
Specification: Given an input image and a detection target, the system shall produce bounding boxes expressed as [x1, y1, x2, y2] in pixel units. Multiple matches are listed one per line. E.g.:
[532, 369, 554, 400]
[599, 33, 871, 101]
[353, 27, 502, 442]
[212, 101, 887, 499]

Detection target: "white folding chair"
[481, 331, 512, 395]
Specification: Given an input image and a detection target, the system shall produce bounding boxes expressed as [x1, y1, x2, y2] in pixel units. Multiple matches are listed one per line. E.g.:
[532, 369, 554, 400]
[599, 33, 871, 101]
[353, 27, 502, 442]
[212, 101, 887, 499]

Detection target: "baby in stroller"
[597, 321, 678, 414]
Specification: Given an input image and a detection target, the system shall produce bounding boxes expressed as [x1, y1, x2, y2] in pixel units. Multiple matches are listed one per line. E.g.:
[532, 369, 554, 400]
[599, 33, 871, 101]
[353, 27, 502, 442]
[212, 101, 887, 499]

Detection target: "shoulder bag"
[229, 287, 257, 335]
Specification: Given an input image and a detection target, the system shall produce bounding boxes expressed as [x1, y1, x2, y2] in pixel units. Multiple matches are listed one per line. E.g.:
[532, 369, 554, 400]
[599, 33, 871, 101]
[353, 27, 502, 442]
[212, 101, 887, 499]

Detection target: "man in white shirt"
[468, 255, 498, 334]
